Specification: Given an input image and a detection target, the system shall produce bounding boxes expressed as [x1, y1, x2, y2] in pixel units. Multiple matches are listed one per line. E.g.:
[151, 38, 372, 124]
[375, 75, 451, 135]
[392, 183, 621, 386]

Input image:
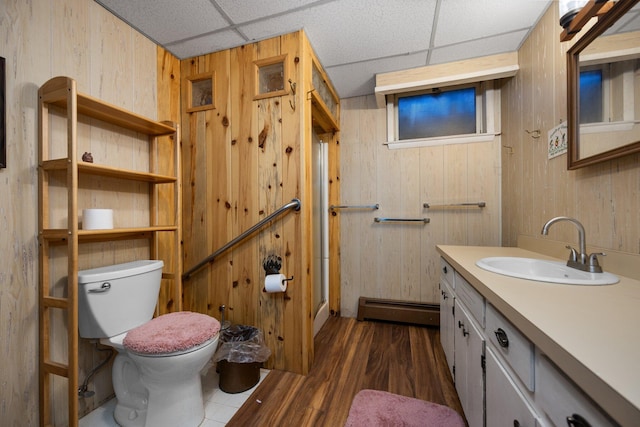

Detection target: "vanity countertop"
[437, 245, 640, 427]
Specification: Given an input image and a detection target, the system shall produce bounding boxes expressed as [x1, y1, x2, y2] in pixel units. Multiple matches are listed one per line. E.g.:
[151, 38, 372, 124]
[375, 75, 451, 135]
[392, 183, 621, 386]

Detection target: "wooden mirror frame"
[567, 0, 640, 169]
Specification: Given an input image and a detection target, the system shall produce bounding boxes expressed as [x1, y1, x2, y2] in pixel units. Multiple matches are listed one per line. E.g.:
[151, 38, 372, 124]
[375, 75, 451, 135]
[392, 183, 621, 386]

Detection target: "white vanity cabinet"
[439, 258, 455, 377]
[438, 254, 621, 427]
[454, 300, 485, 427]
[535, 353, 617, 427]
[486, 346, 540, 427]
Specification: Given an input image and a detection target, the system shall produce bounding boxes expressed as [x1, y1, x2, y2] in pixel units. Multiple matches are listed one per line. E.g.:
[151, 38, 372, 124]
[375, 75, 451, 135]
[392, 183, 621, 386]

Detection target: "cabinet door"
[536, 353, 616, 427]
[486, 347, 540, 427]
[454, 301, 485, 427]
[440, 279, 455, 377]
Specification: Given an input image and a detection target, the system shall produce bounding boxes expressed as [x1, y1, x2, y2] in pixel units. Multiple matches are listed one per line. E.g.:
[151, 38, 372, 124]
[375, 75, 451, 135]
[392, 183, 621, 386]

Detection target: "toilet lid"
[123, 312, 221, 355]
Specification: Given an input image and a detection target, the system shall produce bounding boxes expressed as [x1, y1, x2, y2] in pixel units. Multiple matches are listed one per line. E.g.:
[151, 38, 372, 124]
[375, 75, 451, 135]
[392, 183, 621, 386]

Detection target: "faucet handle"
[565, 245, 578, 262]
[587, 252, 605, 273]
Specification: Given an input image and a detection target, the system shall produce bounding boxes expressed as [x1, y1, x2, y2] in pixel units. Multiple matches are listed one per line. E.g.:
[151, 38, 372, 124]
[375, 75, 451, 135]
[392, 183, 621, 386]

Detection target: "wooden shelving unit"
[37, 76, 181, 427]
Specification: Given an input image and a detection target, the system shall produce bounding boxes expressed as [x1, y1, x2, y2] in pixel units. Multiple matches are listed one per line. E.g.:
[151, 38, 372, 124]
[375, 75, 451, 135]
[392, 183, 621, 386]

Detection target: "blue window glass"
[579, 70, 603, 124]
[397, 87, 477, 140]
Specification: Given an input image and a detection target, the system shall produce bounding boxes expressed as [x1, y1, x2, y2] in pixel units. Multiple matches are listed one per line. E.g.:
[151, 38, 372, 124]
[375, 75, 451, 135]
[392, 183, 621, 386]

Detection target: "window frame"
[385, 80, 498, 149]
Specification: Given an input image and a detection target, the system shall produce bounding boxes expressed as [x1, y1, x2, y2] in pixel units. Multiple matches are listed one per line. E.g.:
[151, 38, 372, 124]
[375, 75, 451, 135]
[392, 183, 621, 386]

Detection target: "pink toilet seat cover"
[123, 311, 221, 355]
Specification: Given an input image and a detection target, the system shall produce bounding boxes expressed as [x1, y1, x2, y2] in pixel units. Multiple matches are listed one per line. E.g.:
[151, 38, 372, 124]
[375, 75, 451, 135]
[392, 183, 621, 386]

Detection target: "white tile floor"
[79, 367, 270, 427]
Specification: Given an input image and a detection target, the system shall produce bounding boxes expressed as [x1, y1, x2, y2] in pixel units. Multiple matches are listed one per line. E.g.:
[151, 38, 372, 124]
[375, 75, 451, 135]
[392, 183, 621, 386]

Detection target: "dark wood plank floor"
[228, 316, 465, 426]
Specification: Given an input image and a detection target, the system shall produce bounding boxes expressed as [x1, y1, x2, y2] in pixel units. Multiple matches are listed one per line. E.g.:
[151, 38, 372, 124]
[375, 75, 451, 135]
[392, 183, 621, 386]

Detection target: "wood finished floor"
[227, 316, 465, 426]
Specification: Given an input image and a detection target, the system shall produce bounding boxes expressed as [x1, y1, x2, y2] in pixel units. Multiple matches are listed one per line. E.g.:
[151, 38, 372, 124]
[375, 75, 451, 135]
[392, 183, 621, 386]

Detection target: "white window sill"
[384, 133, 499, 150]
[580, 120, 638, 134]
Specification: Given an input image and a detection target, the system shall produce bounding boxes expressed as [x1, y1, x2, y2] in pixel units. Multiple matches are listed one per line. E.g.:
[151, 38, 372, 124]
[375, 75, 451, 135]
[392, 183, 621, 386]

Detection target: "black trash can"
[213, 325, 271, 393]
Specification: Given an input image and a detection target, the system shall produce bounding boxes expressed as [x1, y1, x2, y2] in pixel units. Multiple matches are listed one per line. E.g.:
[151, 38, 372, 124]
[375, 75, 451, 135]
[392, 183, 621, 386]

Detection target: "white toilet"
[78, 260, 221, 427]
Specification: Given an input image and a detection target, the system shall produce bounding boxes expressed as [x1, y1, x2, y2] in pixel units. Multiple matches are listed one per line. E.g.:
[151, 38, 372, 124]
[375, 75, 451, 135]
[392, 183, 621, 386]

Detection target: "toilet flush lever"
[89, 282, 111, 293]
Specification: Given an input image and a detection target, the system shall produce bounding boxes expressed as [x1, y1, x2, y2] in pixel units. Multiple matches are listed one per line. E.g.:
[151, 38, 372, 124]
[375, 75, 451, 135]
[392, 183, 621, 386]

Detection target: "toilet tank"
[78, 260, 164, 338]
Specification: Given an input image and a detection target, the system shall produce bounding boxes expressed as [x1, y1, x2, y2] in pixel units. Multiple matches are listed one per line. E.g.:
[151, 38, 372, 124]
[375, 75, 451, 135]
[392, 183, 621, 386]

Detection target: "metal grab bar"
[182, 198, 301, 281]
[330, 204, 379, 210]
[423, 202, 486, 209]
[374, 217, 430, 224]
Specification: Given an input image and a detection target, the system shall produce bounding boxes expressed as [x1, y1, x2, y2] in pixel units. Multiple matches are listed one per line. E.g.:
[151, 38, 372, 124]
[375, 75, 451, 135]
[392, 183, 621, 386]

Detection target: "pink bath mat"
[344, 389, 465, 427]
[124, 311, 220, 355]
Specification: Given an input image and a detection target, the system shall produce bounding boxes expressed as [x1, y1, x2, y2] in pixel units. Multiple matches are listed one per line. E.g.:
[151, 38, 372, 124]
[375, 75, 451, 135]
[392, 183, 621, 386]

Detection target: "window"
[579, 69, 604, 124]
[386, 81, 497, 149]
[578, 58, 637, 131]
[398, 87, 477, 139]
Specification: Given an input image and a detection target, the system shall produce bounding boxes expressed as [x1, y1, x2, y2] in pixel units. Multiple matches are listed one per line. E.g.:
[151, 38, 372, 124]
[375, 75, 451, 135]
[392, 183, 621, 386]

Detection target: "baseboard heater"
[356, 297, 440, 326]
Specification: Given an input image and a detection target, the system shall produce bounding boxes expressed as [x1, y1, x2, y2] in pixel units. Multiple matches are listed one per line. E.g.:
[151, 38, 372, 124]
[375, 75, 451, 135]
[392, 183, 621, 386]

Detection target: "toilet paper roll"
[83, 209, 114, 230]
[265, 273, 287, 293]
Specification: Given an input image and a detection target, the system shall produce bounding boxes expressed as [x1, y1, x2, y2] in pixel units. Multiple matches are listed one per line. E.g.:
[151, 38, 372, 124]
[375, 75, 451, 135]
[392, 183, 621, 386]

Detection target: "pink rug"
[344, 389, 465, 427]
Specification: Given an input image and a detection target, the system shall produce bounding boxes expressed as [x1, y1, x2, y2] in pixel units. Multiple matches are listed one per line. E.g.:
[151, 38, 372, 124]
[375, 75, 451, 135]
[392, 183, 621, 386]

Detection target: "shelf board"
[41, 226, 178, 244]
[41, 159, 177, 183]
[39, 76, 176, 136]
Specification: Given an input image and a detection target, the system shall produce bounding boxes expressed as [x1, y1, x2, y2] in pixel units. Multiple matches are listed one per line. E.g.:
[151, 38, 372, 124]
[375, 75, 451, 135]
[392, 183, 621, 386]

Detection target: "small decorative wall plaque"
[186, 72, 215, 113]
[254, 55, 288, 100]
[548, 121, 568, 159]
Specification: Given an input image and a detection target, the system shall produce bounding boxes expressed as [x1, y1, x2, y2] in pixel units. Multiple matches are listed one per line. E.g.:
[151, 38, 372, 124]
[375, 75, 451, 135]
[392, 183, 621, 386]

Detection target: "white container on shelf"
[82, 208, 114, 230]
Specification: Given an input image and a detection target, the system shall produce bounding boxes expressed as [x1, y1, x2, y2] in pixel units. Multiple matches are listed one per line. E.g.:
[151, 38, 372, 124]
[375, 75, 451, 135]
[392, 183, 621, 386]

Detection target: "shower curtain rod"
[182, 198, 301, 281]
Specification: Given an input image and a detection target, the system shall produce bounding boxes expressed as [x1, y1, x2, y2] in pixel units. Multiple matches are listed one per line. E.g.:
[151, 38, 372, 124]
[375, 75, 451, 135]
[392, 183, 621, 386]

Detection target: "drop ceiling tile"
[96, 0, 229, 44]
[215, 0, 320, 23]
[239, 0, 436, 66]
[435, 0, 551, 47]
[429, 30, 529, 65]
[326, 52, 428, 99]
[165, 30, 247, 59]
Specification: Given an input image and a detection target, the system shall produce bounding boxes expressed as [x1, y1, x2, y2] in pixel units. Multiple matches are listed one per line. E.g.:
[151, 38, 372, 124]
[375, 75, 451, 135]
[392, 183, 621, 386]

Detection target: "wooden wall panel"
[279, 31, 308, 371]
[338, 95, 502, 316]
[181, 31, 319, 375]
[501, 4, 640, 261]
[1, 0, 165, 424]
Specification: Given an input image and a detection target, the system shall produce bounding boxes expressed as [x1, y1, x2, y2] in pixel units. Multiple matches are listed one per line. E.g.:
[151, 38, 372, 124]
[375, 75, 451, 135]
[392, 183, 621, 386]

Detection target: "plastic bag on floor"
[213, 324, 271, 363]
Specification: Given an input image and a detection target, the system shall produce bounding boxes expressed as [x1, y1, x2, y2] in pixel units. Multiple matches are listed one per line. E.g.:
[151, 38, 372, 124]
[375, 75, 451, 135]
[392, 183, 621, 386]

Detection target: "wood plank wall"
[338, 95, 502, 317]
[501, 4, 640, 256]
[180, 31, 318, 375]
[1, 0, 165, 424]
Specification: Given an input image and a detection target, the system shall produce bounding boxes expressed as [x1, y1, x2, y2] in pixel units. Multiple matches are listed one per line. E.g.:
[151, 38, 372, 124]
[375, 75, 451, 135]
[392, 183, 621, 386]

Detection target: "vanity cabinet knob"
[443, 265, 448, 274]
[458, 320, 464, 329]
[566, 413, 592, 427]
[513, 420, 520, 427]
[462, 328, 469, 337]
[494, 328, 509, 348]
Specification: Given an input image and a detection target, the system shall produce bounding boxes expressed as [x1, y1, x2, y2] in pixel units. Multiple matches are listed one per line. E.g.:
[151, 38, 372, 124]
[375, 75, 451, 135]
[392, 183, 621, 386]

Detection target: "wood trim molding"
[374, 52, 519, 108]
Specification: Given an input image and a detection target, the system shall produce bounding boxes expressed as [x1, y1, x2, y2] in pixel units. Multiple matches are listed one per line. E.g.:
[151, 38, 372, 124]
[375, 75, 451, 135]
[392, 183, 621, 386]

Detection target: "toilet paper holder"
[262, 255, 293, 291]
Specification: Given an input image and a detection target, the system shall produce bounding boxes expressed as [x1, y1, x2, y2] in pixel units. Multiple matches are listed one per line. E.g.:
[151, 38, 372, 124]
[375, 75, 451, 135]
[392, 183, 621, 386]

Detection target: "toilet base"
[110, 335, 218, 427]
[113, 376, 205, 427]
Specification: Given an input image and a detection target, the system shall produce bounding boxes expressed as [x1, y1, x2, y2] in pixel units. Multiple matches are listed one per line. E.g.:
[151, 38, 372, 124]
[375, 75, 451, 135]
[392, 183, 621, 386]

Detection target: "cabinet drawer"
[454, 272, 484, 327]
[486, 347, 539, 427]
[486, 303, 535, 391]
[440, 257, 455, 288]
[535, 353, 616, 427]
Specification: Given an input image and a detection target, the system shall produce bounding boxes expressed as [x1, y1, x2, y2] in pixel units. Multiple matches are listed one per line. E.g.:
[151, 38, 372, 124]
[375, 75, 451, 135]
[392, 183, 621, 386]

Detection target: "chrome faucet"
[541, 216, 604, 273]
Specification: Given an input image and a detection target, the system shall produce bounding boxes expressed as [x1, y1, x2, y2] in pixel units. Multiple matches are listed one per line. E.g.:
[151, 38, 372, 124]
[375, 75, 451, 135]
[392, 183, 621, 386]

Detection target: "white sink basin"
[476, 257, 619, 285]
